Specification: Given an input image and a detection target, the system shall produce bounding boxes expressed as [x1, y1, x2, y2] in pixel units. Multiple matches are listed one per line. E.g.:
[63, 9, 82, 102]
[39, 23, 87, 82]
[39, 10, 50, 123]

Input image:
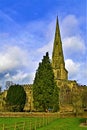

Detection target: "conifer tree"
[33, 52, 59, 112]
[6, 84, 26, 112]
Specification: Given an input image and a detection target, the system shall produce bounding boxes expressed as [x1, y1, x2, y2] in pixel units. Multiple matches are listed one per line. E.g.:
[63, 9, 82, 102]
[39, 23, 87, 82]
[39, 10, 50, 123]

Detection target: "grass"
[0, 117, 41, 130]
[0, 117, 35, 124]
[0, 117, 87, 130]
[38, 118, 87, 130]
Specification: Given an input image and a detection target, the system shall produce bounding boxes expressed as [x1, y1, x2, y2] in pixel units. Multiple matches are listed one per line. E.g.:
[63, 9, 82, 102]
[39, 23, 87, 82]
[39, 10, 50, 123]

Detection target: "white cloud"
[77, 63, 87, 85]
[65, 59, 80, 78]
[63, 36, 86, 56]
[0, 46, 28, 73]
[12, 70, 35, 84]
[4, 70, 34, 84]
[61, 15, 79, 37]
[37, 40, 53, 58]
[65, 59, 87, 85]
[4, 73, 10, 78]
[12, 70, 29, 81]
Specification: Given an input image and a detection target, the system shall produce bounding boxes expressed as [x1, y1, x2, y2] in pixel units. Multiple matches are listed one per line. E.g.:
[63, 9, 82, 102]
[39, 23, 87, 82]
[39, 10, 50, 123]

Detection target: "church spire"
[55, 16, 61, 43]
[52, 16, 64, 65]
[52, 17, 68, 80]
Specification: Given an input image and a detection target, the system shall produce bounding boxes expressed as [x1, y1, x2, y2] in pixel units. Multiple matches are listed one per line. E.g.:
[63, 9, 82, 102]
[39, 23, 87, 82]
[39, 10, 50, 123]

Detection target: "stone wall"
[0, 84, 34, 112]
[23, 84, 34, 111]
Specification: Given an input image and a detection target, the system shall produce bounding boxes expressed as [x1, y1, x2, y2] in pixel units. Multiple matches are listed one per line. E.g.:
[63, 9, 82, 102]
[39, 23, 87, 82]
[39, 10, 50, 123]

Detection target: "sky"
[0, 0, 87, 90]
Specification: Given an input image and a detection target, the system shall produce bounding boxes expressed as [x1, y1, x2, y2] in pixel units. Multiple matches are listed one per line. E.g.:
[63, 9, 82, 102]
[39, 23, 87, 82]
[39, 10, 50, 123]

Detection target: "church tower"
[52, 17, 68, 82]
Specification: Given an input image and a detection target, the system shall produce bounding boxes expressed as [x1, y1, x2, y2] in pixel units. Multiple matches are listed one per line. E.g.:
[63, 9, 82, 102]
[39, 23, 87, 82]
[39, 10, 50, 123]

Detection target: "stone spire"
[52, 17, 68, 81]
[54, 16, 62, 45]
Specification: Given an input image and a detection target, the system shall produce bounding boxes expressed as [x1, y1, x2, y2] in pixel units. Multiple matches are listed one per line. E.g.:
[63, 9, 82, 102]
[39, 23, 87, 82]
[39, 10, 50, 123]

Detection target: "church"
[52, 17, 81, 112]
[0, 17, 87, 112]
[23, 17, 87, 112]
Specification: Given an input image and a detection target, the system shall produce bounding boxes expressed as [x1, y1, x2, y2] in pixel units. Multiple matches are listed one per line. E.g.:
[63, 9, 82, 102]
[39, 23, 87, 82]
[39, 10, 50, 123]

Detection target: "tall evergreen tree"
[33, 52, 59, 112]
[6, 84, 26, 112]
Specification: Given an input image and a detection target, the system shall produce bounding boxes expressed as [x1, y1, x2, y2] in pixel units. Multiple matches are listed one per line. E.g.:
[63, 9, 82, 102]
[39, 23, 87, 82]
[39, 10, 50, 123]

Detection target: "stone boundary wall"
[0, 112, 87, 118]
[0, 112, 59, 117]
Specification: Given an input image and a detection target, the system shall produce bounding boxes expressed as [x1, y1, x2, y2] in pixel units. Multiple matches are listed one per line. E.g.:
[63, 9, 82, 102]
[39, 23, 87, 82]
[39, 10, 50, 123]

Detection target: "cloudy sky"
[0, 0, 87, 90]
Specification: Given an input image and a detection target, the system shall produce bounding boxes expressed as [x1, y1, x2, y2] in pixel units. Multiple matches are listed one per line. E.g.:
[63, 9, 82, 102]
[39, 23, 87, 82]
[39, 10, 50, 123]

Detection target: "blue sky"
[0, 0, 87, 90]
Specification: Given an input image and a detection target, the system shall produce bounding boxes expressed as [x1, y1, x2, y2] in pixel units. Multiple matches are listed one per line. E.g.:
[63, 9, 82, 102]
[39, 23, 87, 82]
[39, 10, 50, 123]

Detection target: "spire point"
[57, 15, 58, 20]
[56, 16, 58, 24]
[55, 16, 61, 42]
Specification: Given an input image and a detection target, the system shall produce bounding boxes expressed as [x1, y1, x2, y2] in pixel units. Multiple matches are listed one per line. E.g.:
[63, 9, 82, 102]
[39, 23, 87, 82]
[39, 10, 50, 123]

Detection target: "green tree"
[33, 52, 59, 112]
[6, 84, 26, 112]
[53, 86, 59, 112]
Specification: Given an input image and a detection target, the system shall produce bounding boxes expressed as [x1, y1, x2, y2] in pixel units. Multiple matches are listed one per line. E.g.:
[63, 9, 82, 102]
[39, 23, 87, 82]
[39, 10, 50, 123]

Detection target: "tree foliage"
[6, 84, 26, 112]
[33, 52, 59, 112]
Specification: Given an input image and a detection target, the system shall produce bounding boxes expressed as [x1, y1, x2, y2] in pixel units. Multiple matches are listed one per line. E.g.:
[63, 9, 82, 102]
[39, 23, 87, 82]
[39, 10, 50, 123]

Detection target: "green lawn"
[0, 117, 41, 130]
[38, 118, 87, 130]
[0, 117, 34, 124]
[0, 117, 87, 130]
